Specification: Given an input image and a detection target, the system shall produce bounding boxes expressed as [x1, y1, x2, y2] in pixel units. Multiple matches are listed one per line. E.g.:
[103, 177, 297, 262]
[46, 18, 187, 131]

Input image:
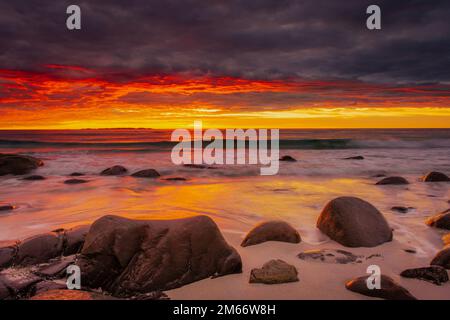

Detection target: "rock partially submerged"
[279, 155, 297, 162]
[64, 179, 89, 185]
[422, 171, 450, 182]
[400, 266, 449, 285]
[298, 249, 363, 264]
[69, 172, 84, 176]
[100, 165, 128, 176]
[131, 169, 160, 178]
[376, 176, 409, 185]
[241, 221, 301, 247]
[426, 209, 450, 230]
[0, 154, 43, 176]
[249, 260, 298, 284]
[183, 164, 216, 169]
[391, 206, 414, 214]
[345, 275, 416, 300]
[21, 175, 46, 181]
[76, 215, 242, 296]
[344, 156, 364, 160]
[317, 197, 393, 247]
[164, 177, 188, 181]
[0, 204, 15, 212]
[430, 246, 450, 269]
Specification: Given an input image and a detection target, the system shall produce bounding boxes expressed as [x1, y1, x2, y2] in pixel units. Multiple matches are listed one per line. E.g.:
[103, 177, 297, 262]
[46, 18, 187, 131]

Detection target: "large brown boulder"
[15, 232, 64, 266]
[430, 246, 450, 269]
[241, 221, 301, 247]
[0, 241, 18, 269]
[100, 165, 128, 176]
[422, 171, 450, 182]
[317, 197, 392, 247]
[63, 225, 90, 255]
[426, 209, 450, 230]
[249, 260, 298, 284]
[0, 154, 43, 176]
[345, 274, 416, 300]
[76, 215, 242, 296]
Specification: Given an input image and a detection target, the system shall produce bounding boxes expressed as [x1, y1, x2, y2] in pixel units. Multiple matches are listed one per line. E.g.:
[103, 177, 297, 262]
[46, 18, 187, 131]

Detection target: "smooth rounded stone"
[63, 225, 90, 255]
[241, 221, 301, 247]
[443, 234, 450, 246]
[345, 275, 416, 300]
[0, 241, 18, 269]
[249, 260, 298, 284]
[21, 175, 46, 181]
[344, 155, 364, 160]
[375, 176, 409, 185]
[430, 246, 450, 269]
[391, 206, 414, 214]
[317, 197, 393, 247]
[100, 165, 128, 176]
[426, 209, 450, 230]
[422, 171, 450, 182]
[297, 249, 363, 264]
[0, 204, 15, 212]
[163, 177, 188, 181]
[131, 169, 160, 178]
[15, 232, 64, 266]
[400, 266, 449, 285]
[64, 178, 89, 185]
[69, 172, 84, 176]
[279, 155, 297, 162]
[31, 289, 117, 300]
[0, 154, 43, 176]
[76, 215, 242, 296]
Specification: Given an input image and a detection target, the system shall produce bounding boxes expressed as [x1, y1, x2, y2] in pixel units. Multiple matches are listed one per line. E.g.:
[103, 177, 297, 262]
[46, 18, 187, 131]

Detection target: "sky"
[0, 0, 449, 129]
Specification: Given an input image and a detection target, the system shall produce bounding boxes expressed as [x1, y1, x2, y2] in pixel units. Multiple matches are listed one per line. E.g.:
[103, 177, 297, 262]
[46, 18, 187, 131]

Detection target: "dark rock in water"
[35, 255, 76, 278]
[64, 179, 89, 185]
[131, 169, 160, 178]
[33, 280, 67, 295]
[317, 197, 392, 247]
[344, 156, 364, 160]
[400, 266, 449, 285]
[0, 241, 18, 269]
[372, 174, 386, 178]
[76, 215, 242, 296]
[69, 172, 84, 177]
[279, 155, 297, 162]
[298, 249, 363, 264]
[63, 225, 90, 255]
[443, 234, 450, 246]
[31, 289, 117, 300]
[404, 248, 417, 254]
[21, 175, 46, 181]
[426, 209, 450, 230]
[15, 232, 64, 266]
[164, 177, 188, 181]
[241, 221, 301, 247]
[376, 176, 409, 185]
[391, 206, 414, 214]
[249, 260, 298, 284]
[0, 154, 43, 176]
[0, 204, 15, 212]
[183, 164, 216, 169]
[0, 269, 42, 299]
[100, 165, 128, 176]
[422, 171, 450, 182]
[345, 274, 416, 300]
[430, 246, 450, 269]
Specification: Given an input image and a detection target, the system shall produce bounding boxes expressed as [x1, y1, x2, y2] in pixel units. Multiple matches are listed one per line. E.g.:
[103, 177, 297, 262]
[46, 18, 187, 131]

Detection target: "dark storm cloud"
[0, 0, 449, 83]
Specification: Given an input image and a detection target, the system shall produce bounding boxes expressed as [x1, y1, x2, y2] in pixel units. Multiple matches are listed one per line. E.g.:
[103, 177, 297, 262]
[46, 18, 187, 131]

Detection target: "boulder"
[15, 232, 64, 266]
[241, 221, 301, 247]
[400, 266, 449, 285]
[0, 269, 42, 299]
[426, 209, 450, 230]
[0, 241, 18, 269]
[249, 260, 298, 284]
[21, 175, 46, 181]
[298, 249, 363, 264]
[69, 172, 84, 176]
[430, 246, 450, 269]
[345, 275, 416, 300]
[317, 197, 392, 247]
[422, 171, 450, 182]
[391, 206, 414, 214]
[63, 225, 90, 255]
[64, 179, 89, 185]
[0, 204, 15, 212]
[344, 156, 364, 160]
[131, 169, 160, 178]
[76, 215, 242, 296]
[0, 154, 43, 176]
[100, 165, 128, 176]
[164, 177, 188, 181]
[376, 176, 409, 185]
[279, 155, 297, 162]
[31, 289, 117, 300]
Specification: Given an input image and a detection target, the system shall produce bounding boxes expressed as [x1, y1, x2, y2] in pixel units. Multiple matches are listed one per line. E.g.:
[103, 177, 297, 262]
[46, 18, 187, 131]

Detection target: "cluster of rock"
[374, 171, 450, 185]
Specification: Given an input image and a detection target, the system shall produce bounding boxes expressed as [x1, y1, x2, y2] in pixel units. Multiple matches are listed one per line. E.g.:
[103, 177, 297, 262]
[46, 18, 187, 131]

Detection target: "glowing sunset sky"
[1, 0, 449, 129]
